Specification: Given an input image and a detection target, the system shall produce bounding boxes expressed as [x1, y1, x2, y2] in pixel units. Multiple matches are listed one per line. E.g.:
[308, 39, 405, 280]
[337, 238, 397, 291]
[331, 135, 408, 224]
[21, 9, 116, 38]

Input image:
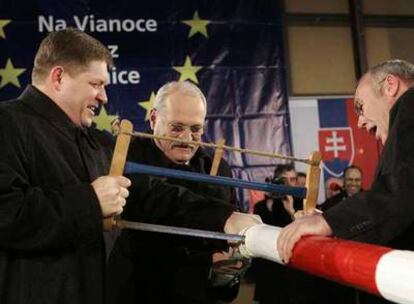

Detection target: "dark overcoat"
[0, 86, 110, 304]
[107, 137, 237, 304]
[324, 87, 414, 250]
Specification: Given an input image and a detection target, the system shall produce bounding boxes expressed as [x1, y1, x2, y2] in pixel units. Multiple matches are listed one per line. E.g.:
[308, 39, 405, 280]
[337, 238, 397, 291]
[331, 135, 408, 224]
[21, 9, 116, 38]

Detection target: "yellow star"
[0, 20, 11, 39]
[138, 91, 156, 121]
[0, 59, 26, 89]
[182, 11, 210, 38]
[93, 106, 119, 133]
[173, 56, 202, 84]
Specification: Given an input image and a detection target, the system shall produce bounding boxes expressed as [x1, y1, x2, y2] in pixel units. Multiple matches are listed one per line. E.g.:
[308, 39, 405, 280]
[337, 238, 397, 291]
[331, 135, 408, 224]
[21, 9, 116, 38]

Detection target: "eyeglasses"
[168, 122, 204, 136]
[354, 98, 364, 116]
[354, 74, 388, 116]
[354, 76, 388, 117]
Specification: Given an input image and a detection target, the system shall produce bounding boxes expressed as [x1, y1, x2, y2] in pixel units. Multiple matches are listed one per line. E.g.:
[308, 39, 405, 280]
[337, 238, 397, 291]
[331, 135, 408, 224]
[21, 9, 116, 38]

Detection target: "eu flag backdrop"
[0, 0, 291, 209]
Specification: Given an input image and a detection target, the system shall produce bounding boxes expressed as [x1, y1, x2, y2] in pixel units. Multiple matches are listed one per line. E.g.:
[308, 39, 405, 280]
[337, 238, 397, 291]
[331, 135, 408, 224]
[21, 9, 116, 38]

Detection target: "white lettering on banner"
[74, 15, 157, 32]
[324, 131, 346, 158]
[108, 45, 119, 58]
[38, 15, 158, 32]
[105, 46, 140, 85]
[108, 67, 140, 85]
[39, 16, 67, 32]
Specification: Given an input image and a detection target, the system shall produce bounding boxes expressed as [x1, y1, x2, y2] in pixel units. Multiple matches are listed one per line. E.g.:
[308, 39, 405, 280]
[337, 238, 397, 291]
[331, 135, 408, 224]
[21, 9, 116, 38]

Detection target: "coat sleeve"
[122, 174, 234, 231]
[217, 159, 239, 208]
[323, 99, 414, 244]
[0, 108, 103, 252]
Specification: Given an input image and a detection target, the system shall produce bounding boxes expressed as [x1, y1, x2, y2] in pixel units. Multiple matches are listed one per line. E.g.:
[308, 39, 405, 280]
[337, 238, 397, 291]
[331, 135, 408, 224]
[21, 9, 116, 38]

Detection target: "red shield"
[318, 128, 354, 177]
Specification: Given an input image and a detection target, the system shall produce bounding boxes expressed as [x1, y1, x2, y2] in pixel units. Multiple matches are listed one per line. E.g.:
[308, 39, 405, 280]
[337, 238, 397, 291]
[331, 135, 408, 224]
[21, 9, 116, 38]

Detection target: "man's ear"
[149, 109, 157, 130]
[50, 66, 64, 91]
[384, 74, 400, 97]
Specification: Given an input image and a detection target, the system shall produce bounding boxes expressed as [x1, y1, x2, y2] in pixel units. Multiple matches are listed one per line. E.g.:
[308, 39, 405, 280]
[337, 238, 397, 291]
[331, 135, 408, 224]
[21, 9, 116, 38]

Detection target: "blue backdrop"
[0, 0, 291, 210]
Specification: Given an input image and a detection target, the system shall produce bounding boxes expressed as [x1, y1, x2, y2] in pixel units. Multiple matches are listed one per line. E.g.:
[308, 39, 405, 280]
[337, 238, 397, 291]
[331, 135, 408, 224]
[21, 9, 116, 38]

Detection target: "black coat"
[324, 87, 414, 250]
[0, 86, 111, 304]
[319, 191, 347, 212]
[107, 137, 236, 304]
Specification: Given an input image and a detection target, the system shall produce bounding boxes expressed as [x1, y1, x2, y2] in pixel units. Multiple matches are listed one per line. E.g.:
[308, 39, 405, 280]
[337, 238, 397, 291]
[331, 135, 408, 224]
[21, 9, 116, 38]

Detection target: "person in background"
[316, 166, 364, 304]
[250, 164, 314, 304]
[320, 166, 363, 211]
[296, 172, 307, 187]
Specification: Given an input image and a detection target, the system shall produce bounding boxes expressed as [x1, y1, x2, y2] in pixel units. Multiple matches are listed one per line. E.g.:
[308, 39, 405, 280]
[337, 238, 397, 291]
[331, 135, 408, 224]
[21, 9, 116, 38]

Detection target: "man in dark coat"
[278, 59, 414, 302]
[0, 29, 131, 304]
[251, 164, 303, 304]
[108, 81, 246, 304]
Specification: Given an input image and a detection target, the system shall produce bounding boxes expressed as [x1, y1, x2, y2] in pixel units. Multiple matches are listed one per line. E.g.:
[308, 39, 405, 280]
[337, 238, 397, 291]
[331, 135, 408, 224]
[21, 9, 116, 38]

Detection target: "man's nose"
[357, 115, 366, 129]
[97, 87, 108, 104]
[177, 127, 192, 140]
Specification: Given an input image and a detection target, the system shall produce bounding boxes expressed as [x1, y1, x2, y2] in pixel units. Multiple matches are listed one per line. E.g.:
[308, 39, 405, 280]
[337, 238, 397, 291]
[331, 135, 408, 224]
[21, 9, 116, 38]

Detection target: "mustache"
[171, 143, 195, 149]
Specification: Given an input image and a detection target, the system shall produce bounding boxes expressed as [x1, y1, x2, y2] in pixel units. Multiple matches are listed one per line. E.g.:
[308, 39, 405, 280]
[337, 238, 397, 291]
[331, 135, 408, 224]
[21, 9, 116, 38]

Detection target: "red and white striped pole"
[240, 225, 414, 304]
[291, 235, 414, 304]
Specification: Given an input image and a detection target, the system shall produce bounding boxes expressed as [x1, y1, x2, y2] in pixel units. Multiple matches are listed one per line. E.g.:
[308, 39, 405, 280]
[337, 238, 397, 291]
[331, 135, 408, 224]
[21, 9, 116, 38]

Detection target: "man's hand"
[212, 248, 244, 273]
[91, 176, 131, 217]
[223, 212, 262, 235]
[211, 247, 249, 288]
[277, 214, 333, 263]
[282, 195, 295, 216]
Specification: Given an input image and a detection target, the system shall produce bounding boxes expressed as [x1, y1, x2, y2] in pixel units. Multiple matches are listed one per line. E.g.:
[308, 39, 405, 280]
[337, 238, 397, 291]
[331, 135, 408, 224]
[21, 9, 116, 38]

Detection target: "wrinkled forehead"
[163, 92, 206, 121]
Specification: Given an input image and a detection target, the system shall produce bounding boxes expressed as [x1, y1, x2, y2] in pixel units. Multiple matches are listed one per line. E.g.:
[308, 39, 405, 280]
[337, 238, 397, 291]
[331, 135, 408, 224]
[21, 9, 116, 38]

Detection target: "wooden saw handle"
[103, 119, 133, 231]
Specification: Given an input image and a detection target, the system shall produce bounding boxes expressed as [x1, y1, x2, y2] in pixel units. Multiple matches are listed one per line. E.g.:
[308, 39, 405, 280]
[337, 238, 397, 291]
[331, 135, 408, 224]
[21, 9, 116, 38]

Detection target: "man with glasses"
[141, 81, 207, 165]
[278, 59, 414, 303]
[108, 81, 243, 304]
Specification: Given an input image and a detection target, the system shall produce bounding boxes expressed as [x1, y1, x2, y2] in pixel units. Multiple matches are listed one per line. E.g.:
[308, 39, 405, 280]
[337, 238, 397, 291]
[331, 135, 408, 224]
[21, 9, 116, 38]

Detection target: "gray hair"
[368, 59, 414, 88]
[153, 81, 207, 114]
